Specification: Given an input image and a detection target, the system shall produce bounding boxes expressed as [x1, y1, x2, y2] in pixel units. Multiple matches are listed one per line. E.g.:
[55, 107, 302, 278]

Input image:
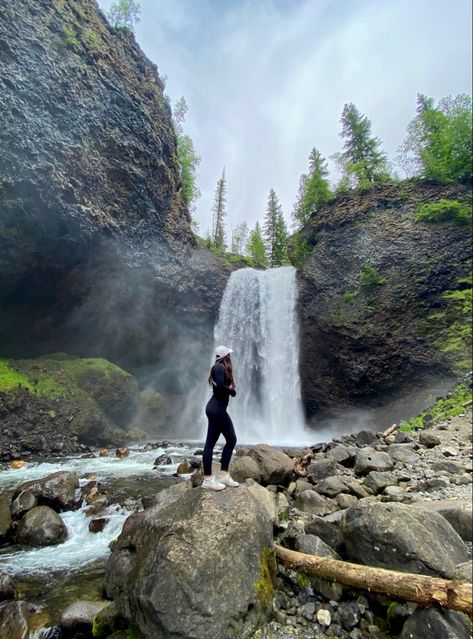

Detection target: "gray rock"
[0, 601, 49, 639]
[59, 600, 107, 632]
[0, 491, 11, 538]
[338, 602, 362, 630]
[248, 444, 294, 485]
[244, 479, 278, 526]
[341, 502, 468, 578]
[293, 479, 313, 495]
[142, 480, 192, 509]
[401, 607, 470, 639]
[10, 490, 37, 519]
[412, 499, 472, 541]
[454, 561, 473, 583]
[343, 477, 370, 498]
[314, 476, 349, 497]
[304, 517, 344, 552]
[307, 459, 344, 482]
[295, 534, 339, 558]
[336, 493, 358, 509]
[15, 505, 68, 546]
[431, 461, 466, 475]
[106, 486, 273, 639]
[354, 430, 378, 446]
[230, 455, 263, 484]
[354, 448, 394, 475]
[294, 490, 337, 516]
[387, 444, 420, 465]
[363, 471, 397, 494]
[0, 571, 15, 601]
[419, 431, 441, 448]
[326, 445, 356, 464]
[13, 471, 79, 511]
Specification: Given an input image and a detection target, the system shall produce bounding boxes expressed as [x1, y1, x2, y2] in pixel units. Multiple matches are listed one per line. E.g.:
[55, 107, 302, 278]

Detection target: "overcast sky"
[97, 0, 472, 238]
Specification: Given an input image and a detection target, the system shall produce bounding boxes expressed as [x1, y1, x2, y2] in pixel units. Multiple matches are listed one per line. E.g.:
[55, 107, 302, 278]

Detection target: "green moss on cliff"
[254, 547, 276, 610]
[0, 359, 32, 392]
[0, 358, 66, 399]
[415, 199, 472, 225]
[400, 379, 472, 431]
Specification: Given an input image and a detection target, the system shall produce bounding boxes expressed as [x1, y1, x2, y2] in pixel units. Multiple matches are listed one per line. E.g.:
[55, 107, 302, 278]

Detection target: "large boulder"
[401, 607, 470, 639]
[13, 471, 79, 511]
[0, 491, 11, 538]
[0, 601, 49, 639]
[0, 572, 14, 601]
[15, 506, 68, 546]
[294, 490, 337, 516]
[230, 455, 263, 483]
[412, 499, 473, 541]
[354, 448, 394, 475]
[247, 445, 294, 485]
[106, 486, 274, 639]
[340, 502, 468, 578]
[59, 600, 108, 635]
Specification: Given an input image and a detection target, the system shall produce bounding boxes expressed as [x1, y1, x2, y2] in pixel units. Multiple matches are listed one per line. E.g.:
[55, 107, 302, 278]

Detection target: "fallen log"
[274, 544, 472, 616]
[382, 423, 398, 438]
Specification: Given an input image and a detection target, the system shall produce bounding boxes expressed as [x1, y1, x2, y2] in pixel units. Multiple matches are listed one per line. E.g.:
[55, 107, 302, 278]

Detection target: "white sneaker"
[202, 477, 226, 491]
[218, 473, 239, 487]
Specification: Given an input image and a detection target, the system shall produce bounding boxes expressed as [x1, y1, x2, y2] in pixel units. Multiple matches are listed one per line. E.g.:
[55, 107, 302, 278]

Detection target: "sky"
[97, 0, 472, 239]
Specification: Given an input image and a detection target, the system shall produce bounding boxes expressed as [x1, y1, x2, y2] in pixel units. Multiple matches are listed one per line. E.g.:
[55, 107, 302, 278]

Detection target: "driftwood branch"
[382, 423, 398, 438]
[274, 544, 473, 616]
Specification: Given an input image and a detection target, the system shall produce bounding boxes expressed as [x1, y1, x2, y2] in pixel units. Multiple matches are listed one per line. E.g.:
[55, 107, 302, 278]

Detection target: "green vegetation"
[247, 222, 268, 268]
[254, 547, 276, 610]
[107, 0, 141, 32]
[399, 93, 472, 183]
[296, 572, 310, 590]
[210, 167, 227, 250]
[173, 97, 201, 212]
[415, 199, 471, 225]
[400, 379, 472, 431]
[360, 265, 387, 286]
[292, 148, 333, 228]
[63, 26, 79, 49]
[87, 30, 100, 45]
[0, 360, 32, 392]
[0, 359, 66, 399]
[264, 189, 289, 267]
[288, 233, 311, 268]
[342, 290, 359, 303]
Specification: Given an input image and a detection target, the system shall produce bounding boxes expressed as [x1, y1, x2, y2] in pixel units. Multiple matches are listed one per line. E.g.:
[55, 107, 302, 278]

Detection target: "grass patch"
[360, 265, 387, 286]
[400, 380, 472, 431]
[415, 199, 472, 225]
[0, 360, 33, 392]
[63, 26, 79, 49]
[342, 291, 359, 303]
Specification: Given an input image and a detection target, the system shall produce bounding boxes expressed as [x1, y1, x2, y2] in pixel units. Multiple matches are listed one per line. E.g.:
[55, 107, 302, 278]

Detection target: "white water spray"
[210, 266, 313, 445]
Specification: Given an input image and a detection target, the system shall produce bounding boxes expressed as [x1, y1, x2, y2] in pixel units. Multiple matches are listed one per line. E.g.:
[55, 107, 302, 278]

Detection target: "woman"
[202, 345, 240, 490]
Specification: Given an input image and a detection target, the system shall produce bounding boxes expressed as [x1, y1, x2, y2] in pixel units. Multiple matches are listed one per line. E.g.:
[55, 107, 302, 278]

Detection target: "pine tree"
[264, 189, 288, 267]
[173, 97, 201, 210]
[231, 222, 249, 254]
[293, 148, 332, 229]
[338, 103, 389, 188]
[247, 222, 267, 268]
[212, 167, 227, 250]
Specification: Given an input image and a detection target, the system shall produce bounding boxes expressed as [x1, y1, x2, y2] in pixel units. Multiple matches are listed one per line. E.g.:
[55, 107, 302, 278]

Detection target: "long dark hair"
[208, 354, 235, 388]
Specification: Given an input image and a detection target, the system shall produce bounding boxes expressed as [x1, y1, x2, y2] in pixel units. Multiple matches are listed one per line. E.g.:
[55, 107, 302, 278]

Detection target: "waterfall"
[209, 266, 313, 445]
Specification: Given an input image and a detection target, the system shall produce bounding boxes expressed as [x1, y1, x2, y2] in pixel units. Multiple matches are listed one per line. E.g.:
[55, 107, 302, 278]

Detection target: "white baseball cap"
[215, 345, 233, 359]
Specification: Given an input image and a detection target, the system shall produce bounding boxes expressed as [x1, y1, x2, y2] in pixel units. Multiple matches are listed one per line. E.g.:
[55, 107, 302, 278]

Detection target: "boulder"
[292, 479, 313, 495]
[0, 491, 11, 538]
[106, 486, 274, 639]
[419, 431, 441, 448]
[341, 502, 468, 578]
[304, 517, 344, 552]
[336, 493, 358, 509]
[247, 444, 293, 485]
[0, 571, 15, 601]
[295, 534, 339, 559]
[306, 459, 344, 482]
[230, 455, 263, 483]
[401, 607, 470, 639]
[314, 476, 349, 497]
[454, 562, 473, 583]
[294, 490, 336, 516]
[12, 471, 79, 511]
[412, 499, 472, 541]
[354, 430, 377, 446]
[387, 444, 420, 465]
[142, 480, 192, 510]
[431, 461, 466, 475]
[153, 454, 173, 466]
[0, 601, 49, 639]
[244, 479, 278, 526]
[176, 459, 192, 474]
[363, 471, 397, 494]
[10, 490, 37, 519]
[15, 506, 68, 546]
[89, 518, 109, 534]
[59, 600, 108, 633]
[354, 448, 394, 475]
[115, 448, 129, 458]
[326, 444, 356, 465]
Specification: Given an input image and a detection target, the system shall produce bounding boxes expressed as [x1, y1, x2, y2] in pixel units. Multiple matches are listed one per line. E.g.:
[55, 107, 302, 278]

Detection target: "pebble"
[316, 609, 331, 626]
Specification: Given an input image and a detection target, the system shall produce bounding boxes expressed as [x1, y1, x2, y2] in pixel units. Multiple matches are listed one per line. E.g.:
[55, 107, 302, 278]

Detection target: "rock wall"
[0, 0, 228, 404]
[296, 181, 472, 419]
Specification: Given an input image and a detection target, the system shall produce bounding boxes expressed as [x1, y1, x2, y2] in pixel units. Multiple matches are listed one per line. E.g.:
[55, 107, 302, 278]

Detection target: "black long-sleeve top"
[210, 362, 236, 406]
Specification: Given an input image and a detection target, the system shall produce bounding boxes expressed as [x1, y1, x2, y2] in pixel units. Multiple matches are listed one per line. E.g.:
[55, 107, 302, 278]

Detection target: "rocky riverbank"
[1, 379, 471, 638]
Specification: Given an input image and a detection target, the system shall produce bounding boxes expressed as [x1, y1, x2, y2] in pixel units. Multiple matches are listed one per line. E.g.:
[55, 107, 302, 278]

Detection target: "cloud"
[98, 0, 472, 237]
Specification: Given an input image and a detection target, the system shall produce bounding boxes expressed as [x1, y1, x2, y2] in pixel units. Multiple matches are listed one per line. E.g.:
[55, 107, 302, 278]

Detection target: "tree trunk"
[274, 544, 472, 615]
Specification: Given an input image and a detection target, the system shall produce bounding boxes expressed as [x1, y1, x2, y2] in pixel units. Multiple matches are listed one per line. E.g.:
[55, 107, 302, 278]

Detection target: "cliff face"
[0, 0, 228, 394]
[297, 181, 472, 419]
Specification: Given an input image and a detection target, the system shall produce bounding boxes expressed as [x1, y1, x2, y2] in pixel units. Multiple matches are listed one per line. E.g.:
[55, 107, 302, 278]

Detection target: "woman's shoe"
[202, 477, 226, 491]
[218, 473, 239, 487]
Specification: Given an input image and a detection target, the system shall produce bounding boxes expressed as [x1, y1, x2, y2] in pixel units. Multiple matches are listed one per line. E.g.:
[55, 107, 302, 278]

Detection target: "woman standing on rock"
[202, 345, 240, 491]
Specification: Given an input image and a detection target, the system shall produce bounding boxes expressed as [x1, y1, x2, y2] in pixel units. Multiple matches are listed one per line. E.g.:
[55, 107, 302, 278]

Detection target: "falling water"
[212, 266, 313, 445]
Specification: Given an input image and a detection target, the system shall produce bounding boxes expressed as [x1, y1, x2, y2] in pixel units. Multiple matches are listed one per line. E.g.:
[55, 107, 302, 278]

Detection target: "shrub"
[63, 26, 79, 49]
[415, 199, 471, 225]
[360, 265, 386, 286]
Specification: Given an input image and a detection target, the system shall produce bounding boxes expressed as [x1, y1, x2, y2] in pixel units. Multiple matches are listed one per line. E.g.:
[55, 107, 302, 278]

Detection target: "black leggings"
[203, 398, 237, 475]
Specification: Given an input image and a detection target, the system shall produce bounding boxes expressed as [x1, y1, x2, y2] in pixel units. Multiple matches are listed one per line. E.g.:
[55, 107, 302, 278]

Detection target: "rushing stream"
[210, 266, 313, 445]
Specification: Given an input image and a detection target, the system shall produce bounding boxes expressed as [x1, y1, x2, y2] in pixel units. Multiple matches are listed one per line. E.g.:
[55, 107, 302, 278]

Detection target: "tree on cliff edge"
[247, 222, 267, 268]
[212, 167, 227, 250]
[292, 147, 332, 229]
[264, 189, 289, 267]
[107, 0, 141, 31]
[337, 103, 390, 189]
[173, 98, 201, 212]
